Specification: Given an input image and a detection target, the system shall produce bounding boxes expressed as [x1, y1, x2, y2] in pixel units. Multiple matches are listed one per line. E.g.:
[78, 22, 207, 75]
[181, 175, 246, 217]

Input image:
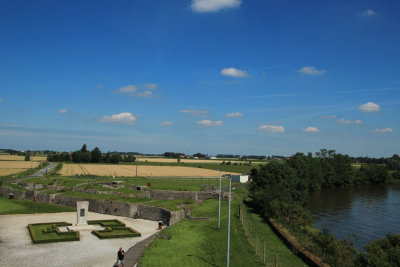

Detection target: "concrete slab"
[0, 212, 159, 267]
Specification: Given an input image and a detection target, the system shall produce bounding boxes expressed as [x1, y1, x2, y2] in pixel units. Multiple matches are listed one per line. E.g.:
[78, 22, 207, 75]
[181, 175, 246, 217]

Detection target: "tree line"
[248, 149, 399, 266]
[47, 144, 136, 164]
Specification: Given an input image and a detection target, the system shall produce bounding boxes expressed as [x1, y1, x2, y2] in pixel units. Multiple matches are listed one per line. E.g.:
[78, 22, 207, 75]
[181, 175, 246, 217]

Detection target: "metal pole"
[218, 169, 221, 229]
[227, 177, 231, 267]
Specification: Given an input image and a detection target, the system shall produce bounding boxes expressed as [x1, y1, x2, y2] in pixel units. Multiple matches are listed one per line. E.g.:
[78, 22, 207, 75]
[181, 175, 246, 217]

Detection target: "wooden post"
[263, 243, 266, 265]
[275, 254, 278, 267]
[256, 235, 258, 255]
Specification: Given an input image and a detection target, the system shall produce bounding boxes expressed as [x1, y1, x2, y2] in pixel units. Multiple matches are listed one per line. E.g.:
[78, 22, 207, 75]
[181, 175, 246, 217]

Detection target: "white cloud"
[191, 0, 241, 13]
[338, 118, 363, 125]
[226, 112, 243, 117]
[373, 128, 393, 133]
[0, 98, 3, 102]
[302, 126, 320, 133]
[220, 67, 248, 77]
[321, 115, 336, 119]
[357, 9, 377, 17]
[143, 83, 158, 90]
[94, 84, 104, 89]
[58, 109, 67, 114]
[198, 120, 223, 126]
[98, 112, 137, 125]
[258, 125, 285, 133]
[358, 102, 380, 112]
[112, 84, 158, 97]
[298, 66, 326, 76]
[136, 91, 154, 98]
[160, 121, 173, 126]
[114, 85, 137, 94]
[180, 109, 209, 117]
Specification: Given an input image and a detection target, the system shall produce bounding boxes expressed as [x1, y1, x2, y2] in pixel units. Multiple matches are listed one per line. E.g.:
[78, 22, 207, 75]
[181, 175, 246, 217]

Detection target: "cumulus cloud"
[321, 115, 336, 119]
[58, 109, 67, 114]
[220, 67, 248, 77]
[373, 128, 393, 133]
[358, 102, 380, 112]
[357, 9, 377, 17]
[180, 109, 209, 117]
[338, 118, 363, 125]
[160, 121, 173, 126]
[258, 125, 285, 133]
[298, 66, 326, 76]
[197, 120, 223, 126]
[98, 112, 137, 125]
[191, 0, 241, 13]
[226, 112, 243, 117]
[302, 126, 320, 133]
[143, 83, 158, 90]
[112, 84, 158, 98]
[136, 91, 154, 98]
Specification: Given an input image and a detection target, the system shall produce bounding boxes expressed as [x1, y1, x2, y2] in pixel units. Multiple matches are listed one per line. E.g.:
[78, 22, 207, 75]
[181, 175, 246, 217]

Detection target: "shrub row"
[92, 227, 141, 239]
[28, 222, 79, 244]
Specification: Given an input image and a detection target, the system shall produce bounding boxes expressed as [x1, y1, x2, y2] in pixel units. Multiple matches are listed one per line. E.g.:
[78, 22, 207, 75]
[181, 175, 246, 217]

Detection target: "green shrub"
[28, 222, 79, 244]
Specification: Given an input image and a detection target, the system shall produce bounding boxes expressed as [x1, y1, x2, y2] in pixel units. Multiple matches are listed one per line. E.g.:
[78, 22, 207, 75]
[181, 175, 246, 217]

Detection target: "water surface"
[307, 184, 400, 251]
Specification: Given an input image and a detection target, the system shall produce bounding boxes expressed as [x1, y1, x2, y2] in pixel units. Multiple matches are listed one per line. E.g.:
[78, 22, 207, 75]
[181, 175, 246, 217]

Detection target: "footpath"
[124, 234, 156, 267]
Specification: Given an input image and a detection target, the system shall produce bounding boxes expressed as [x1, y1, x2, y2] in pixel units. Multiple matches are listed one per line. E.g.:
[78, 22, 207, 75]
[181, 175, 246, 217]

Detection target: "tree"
[80, 144, 88, 153]
[91, 147, 102, 163]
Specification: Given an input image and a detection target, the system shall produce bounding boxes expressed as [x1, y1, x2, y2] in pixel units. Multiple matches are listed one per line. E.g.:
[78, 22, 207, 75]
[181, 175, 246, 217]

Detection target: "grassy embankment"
[0, 196, 74, 215]
[141, 186, 306, 266]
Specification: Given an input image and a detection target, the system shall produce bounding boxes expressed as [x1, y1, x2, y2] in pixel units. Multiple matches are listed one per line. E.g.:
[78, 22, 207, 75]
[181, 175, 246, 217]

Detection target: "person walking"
[117, 247, 125, 267]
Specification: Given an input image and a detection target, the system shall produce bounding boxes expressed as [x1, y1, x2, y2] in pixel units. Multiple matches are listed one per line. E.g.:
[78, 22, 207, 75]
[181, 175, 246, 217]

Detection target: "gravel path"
[0, 212, 159, 267]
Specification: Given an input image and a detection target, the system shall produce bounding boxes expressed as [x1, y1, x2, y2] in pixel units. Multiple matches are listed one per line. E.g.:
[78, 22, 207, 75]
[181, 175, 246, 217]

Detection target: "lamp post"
[227, 176, 232, 267]
[218, 168, 221, 229]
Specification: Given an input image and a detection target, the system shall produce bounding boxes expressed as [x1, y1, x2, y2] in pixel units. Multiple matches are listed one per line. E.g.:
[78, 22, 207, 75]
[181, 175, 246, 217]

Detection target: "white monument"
[67, 201, 100, 231]
[76, 201, 89, 226]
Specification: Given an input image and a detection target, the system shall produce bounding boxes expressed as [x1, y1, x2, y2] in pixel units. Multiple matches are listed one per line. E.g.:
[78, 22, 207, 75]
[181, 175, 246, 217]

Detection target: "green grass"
[147, 199, 195, 211]
[0, 196, 74, 215]
[60, 191, 151, 204]
[28, 222, 79, 244]
[91, 226, 141, 239]
[2, 182, 26, 191]
[88, 219, 125, 227]
[141, 190, 305, 267]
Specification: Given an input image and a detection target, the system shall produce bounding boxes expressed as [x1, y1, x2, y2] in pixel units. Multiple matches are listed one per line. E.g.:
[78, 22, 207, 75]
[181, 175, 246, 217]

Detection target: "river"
[307, 184, 400, 251]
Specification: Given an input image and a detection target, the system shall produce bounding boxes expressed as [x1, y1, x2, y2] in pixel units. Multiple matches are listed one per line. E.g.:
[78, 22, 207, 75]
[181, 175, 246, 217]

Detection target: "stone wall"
[0, 186, 183, 226]
[266, 218, 329, 267]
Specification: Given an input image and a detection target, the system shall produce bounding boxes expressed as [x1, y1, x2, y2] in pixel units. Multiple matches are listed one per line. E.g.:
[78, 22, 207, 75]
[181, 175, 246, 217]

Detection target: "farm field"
[60, 163, 240, 177]
[0, 154, 47, 161]
[136, 157, 266, 164]
[0, 161, 40, 176]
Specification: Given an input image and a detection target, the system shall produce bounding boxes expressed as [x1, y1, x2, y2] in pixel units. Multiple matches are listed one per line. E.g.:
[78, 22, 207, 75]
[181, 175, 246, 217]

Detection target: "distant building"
[232, 175, 250, 183]
[210, 156, 217, 160]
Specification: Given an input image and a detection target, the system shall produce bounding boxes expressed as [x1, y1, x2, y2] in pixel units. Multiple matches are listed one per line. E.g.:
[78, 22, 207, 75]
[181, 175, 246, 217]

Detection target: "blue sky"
[0, 0, 399, 157]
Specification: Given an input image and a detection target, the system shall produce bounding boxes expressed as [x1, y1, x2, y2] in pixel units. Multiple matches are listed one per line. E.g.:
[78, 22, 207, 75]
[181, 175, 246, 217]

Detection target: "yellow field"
[60, 164, 240, 177]
[0, 155, 47, 161]
[137, 157, 265, 164]
[0, 161, 40, 176]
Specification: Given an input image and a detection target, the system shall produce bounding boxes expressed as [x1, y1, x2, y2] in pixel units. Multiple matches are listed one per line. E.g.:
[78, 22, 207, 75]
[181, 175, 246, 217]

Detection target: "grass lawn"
[141, 188, 306, 267]
[60, 191, 151, 204]
[147, 199, 195, 211]
[0, 196, 74, 215]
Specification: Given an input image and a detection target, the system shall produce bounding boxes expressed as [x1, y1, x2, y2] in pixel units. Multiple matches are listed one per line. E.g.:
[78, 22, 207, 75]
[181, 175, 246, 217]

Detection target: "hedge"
[28, 222, 80, 244]
[91, 226, 141, 239]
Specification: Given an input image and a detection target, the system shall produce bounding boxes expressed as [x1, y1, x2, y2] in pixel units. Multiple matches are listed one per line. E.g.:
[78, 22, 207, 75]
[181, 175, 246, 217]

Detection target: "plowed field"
[60, 164, 240, 177]
[0, 161, 40, 176]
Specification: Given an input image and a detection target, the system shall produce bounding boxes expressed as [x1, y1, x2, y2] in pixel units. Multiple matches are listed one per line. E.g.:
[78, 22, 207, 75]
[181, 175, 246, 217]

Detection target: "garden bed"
[28, 222, 80, 244]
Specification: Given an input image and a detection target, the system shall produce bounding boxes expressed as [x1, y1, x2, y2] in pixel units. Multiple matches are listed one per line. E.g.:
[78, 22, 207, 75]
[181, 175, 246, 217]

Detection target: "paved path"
[28, 162, 58, 177]
[124, 234, 156, 267]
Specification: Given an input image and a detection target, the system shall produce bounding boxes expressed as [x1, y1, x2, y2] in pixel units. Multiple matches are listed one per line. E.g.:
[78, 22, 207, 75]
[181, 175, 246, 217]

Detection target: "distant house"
[232, 175, 250, 183]
[210, 156, 217, 160]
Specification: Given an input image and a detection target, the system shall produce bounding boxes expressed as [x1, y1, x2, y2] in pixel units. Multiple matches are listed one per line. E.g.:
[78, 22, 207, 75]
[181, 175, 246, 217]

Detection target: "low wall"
[267, 218, 329, 267]
[0, 186, 183, 226]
